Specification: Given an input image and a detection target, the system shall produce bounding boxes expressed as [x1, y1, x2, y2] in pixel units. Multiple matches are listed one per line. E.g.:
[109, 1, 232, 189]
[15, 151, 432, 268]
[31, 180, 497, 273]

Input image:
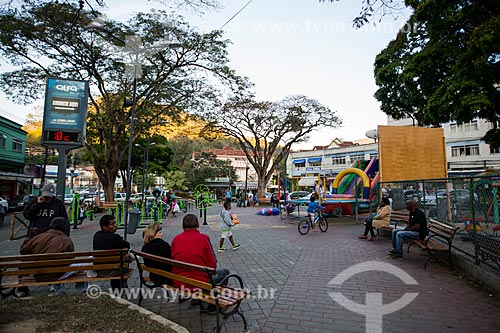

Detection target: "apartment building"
[288, 118, 500, 190]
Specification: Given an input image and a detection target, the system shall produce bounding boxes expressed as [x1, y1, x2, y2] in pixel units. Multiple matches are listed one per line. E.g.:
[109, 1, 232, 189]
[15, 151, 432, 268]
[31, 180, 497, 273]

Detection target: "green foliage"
[374, 0, 500, 145]
[163, 170, 188, 191]
[0, 2, 247, 198]
[202, 95, 341, 197]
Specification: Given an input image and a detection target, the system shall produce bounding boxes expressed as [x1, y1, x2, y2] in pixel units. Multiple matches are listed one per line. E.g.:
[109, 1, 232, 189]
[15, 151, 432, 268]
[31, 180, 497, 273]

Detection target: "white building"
[287, 117, 500, 189]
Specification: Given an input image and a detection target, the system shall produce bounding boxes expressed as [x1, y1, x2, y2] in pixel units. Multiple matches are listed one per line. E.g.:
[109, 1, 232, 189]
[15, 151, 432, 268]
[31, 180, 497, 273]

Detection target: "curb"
[106, 292, 189, 333]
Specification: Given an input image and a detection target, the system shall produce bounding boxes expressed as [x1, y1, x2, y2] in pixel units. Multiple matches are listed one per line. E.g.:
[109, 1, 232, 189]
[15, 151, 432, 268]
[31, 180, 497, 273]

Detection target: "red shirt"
[171, 229, 217, 288]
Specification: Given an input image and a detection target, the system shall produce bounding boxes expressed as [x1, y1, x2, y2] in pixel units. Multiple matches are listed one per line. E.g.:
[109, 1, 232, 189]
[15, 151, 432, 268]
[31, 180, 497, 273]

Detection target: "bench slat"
[2, 269, 134, 289]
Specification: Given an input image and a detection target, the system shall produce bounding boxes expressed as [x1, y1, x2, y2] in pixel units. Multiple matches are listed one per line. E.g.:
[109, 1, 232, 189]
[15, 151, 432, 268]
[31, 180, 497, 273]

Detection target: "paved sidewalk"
[1, 206, 500, 332]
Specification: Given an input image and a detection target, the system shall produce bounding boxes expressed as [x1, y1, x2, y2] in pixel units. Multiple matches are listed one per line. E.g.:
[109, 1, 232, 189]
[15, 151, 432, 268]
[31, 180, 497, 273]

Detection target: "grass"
[0, 293, 175, 333]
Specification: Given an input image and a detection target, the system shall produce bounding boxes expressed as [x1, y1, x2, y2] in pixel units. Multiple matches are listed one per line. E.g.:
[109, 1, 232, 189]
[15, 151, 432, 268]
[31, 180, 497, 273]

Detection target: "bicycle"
[298, 209, 328, 235]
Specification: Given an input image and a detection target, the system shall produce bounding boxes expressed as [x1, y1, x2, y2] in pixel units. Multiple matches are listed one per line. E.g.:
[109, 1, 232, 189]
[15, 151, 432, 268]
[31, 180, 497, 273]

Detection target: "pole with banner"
[41, 78, 88, 202]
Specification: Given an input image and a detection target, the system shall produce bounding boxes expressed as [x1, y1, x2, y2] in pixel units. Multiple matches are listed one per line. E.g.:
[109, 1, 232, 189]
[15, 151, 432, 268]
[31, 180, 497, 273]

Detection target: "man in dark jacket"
[93, 214, 130, 290]
[20, 217, 74, 294]
[387, 200, 428, 260]
[23, 184, 69, 237]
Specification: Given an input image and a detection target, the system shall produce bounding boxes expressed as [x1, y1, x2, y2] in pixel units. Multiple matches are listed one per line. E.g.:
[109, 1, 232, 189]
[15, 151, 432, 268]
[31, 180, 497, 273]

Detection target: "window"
[490, 146, 500, 154]
[0, 134, 6, 148]
[369, 153, 378, 159]
[309, 161, 322, 167]
[294, 162, 305, 168]
[12, 138, 23, 152]
[332, 156, 346, 165]
[350, 154, 365, 162]
[451, 144, 479, 157]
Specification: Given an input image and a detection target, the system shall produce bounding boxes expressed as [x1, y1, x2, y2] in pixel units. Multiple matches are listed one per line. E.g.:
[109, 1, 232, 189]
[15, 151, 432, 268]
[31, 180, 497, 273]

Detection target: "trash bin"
[127, 208, 141, 234]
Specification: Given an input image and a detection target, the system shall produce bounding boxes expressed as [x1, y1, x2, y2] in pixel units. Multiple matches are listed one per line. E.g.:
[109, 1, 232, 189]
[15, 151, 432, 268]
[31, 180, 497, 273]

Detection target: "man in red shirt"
[171, 214, 229, 288]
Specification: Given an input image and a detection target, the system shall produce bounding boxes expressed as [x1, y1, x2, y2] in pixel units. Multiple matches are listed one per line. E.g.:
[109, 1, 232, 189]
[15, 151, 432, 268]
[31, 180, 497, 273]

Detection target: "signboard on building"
[41, 78, 88, 147]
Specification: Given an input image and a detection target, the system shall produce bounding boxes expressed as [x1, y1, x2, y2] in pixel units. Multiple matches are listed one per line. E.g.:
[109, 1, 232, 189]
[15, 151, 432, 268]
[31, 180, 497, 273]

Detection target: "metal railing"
[382, 175, 500, 274]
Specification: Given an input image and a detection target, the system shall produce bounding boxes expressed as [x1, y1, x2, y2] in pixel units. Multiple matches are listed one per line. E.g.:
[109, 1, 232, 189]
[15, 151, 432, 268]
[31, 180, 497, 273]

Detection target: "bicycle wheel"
[318, 218, 328, 232]
[298, 220, 310, 235]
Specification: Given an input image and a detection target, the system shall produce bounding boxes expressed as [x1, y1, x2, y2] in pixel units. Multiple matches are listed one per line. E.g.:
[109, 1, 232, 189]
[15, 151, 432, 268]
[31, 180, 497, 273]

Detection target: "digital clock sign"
[42, 78, 88, 147]
[43, 130, 81, 143]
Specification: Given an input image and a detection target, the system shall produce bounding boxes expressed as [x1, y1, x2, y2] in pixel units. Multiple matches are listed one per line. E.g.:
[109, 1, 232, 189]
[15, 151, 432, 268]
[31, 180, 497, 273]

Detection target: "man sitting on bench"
[171, 214, 230, 314]
[387, 200, 428, 260]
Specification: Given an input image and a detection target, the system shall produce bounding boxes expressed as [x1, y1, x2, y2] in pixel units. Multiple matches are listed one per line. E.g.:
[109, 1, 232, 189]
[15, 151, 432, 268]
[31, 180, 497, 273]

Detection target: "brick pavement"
[1, 206, 500, 332]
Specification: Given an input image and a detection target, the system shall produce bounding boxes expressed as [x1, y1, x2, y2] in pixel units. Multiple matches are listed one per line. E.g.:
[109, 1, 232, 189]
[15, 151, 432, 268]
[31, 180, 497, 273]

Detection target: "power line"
[219, 0, 255, 31]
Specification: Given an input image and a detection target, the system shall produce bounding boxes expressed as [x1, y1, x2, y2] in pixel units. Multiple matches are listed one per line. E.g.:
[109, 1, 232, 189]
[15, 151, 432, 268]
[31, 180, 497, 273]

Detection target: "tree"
[202, 95, 342, 199]
[185, 151, 236, 188]
[0, 2, 248, 200]
[373, 0, 500, 145]
[321, 0, 407, 28]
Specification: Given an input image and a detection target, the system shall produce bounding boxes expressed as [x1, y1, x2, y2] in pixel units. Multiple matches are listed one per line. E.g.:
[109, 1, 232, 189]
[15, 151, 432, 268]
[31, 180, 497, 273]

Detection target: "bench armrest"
[214, 273, 245, 289]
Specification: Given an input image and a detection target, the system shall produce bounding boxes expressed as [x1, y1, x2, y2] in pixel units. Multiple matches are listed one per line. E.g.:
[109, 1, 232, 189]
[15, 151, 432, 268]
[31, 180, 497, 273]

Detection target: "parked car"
[0, 197, 6, 226]
[403, 189, 423, 202]
[426, 189, 478, 206]
[17, 194, 35, 211]
[64, 194, 74, 204]
[289, 191, 310, 199]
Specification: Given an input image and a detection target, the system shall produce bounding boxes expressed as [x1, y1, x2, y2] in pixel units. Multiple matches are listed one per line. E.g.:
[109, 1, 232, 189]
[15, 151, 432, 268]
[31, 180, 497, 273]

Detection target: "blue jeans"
[392, 229, 420, 255]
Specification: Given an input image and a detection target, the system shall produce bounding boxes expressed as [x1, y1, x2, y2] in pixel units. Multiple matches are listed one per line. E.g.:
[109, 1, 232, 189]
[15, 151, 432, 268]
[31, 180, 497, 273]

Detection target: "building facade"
[288, 118, 500, 189]
[0, 115, 32, 200]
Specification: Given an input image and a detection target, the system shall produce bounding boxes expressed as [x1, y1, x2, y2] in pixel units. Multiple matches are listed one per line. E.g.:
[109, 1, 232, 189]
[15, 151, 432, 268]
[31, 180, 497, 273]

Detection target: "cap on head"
[41, 184, 55, 197]
[50, 217, 68, 232]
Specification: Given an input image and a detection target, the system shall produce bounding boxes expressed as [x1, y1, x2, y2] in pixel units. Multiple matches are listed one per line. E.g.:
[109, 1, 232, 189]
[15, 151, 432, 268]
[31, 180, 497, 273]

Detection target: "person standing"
[387, 200, 428, 260]
[141, 223, 172, 286]
[218, 202, 240, 252]
[23, 183, 69, 238]
[93, 214, 130, 290]
[225, 188, 232, 204]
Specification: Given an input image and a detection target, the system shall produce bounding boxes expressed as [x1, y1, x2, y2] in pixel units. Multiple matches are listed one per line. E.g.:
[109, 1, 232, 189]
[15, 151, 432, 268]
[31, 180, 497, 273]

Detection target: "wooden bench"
[475, 233, 500, 269]
[375, 212, 408, 237]
[407, 219, 459, 270]
[0, 249, 133, 298]
[131, 250, 250, 333]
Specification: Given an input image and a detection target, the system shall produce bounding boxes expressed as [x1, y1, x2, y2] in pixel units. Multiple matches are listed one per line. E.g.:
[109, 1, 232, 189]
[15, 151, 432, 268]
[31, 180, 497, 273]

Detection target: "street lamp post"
[89, 22, 179, 239]
[135, 140, 156, 207]
[69, 154, 75, 194]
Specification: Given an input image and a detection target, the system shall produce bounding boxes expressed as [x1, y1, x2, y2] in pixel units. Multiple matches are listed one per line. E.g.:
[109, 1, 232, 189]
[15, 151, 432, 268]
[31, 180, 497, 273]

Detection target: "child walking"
[218, 202, 240, 252]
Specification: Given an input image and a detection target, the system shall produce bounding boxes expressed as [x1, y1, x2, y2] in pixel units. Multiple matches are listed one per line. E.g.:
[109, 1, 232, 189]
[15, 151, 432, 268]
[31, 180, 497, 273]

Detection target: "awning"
[293, 159, 306, 164]
[307, 157, 322, 163]
[298, 178, 316, 187]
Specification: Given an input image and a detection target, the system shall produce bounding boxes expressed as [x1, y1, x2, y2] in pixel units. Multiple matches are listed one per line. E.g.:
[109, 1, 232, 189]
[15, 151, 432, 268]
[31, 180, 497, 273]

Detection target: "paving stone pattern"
[1, 206, 500, 332]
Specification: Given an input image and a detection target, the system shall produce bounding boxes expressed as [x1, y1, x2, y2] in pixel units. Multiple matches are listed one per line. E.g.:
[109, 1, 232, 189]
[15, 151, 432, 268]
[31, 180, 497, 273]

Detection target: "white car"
[64, 194, 75, 204]
[0, 197, 8, 211]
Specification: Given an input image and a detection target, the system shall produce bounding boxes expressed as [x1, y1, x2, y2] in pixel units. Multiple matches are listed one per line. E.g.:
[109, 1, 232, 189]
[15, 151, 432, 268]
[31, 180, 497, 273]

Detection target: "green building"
[0, 115, 31, 201]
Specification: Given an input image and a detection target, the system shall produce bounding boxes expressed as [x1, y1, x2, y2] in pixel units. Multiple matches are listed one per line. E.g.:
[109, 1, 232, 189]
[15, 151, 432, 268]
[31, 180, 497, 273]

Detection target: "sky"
[0, 0, 411, 149]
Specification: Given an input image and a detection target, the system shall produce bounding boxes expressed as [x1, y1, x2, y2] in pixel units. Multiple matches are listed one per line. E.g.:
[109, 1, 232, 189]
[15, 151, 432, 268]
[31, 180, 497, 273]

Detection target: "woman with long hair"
[359, 197, 391, 241]
[141, 223, 172, 285]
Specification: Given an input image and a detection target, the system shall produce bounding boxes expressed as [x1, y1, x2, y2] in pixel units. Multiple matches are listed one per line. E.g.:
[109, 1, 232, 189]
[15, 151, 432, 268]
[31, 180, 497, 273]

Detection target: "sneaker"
[387, 254, 403, 260]
[368, 236, 377, 241]
[15, 290, 28, 298]
[386, 249, 397, 255]
[358, 235, 368, 239]
[217, 247, 227, 253]
[232, 244, 240, 250]
[49, 285, 55, 292]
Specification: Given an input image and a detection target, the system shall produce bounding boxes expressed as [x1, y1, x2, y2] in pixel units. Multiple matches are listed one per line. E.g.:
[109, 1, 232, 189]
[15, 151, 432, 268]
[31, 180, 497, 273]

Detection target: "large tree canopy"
[374, 0, 500, 145]
[0, 2, 248, 199]
[202, 95, 342, 198]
